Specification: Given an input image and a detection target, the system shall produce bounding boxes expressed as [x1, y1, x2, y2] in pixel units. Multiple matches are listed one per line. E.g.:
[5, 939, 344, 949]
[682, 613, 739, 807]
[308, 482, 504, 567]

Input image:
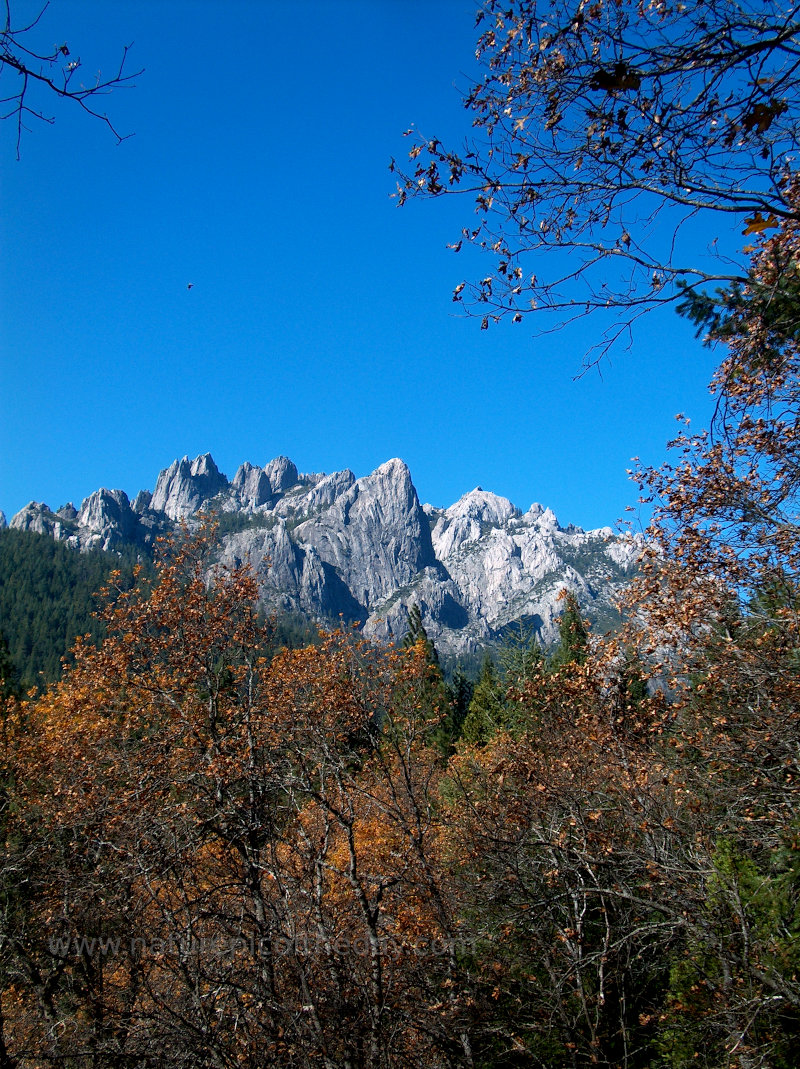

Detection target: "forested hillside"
[0, 529, 327, 691]
[0, 529, 151, 690]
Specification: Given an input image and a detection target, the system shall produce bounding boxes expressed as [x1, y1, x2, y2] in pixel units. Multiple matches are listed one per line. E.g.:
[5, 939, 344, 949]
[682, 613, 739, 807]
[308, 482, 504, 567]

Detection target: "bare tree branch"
[0, 0, 141, 158]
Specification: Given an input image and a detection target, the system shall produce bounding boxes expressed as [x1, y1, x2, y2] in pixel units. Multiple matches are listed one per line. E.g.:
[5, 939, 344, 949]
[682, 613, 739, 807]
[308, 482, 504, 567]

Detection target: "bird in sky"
[187, 283, 194, 290]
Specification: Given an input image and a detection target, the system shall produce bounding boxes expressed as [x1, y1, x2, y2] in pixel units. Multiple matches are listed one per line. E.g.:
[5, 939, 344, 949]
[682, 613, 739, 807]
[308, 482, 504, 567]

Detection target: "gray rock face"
[150, 453, 228, 520]
[364, 563, 469, 646]
[232, 463, 273, 509]
[77, 489, 138, 552]
[303, 469, 355, 512]
[430, 488, 520, 558]
[8, 452, 641, 656]
[295, 459, 436, 606]
[10, 502, 63, 539]
[132, 490, 152, 514]
[217, 522, 363, 623]
[264, 456, 298, 494]
[0, 511, 7, 530]
[423, 492, 637, 653]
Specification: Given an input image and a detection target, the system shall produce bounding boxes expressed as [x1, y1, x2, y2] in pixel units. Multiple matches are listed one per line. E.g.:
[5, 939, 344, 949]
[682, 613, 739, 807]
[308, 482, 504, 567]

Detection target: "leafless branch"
[0, 1, 141, 158]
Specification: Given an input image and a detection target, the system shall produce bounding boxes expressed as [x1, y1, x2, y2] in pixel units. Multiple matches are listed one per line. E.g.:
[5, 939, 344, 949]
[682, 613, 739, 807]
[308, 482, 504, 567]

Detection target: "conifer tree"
[0, 634, 19, 701]
[445, 666, 474, 745]
[461, 655, 507, 746]
[551, 592, 589, 668]
[498, 619, 544, 686]
[402, 602, 439, 665]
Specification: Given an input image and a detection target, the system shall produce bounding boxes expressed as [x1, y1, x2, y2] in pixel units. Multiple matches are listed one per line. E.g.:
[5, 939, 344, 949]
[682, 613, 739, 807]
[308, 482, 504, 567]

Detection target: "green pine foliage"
[401, 603, 460, 757]
[0, 631, 20, 700]
[551, 591, 589, 668]
[456, 623, 547, 747]
[497, 617, 544, 685]
[0, 528, 153, 690]
[658, 835, 800, 1068]
[402, 602, 440, 666]
[677, 267, 800, 362]
[445, 665, 474, 744]
[460, 655, 508, 746]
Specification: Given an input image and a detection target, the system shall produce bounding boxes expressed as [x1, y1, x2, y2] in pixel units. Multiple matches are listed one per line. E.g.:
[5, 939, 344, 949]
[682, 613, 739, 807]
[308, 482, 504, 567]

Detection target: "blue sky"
[1, 0, 725, 531]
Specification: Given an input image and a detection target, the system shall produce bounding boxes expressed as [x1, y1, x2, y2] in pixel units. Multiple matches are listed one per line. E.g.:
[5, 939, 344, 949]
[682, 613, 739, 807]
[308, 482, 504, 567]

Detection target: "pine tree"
[551, 592, 589, 668]
[498, 619, 544, 685]
[461, 655, 507, 746]
[0, 632, 19, 700]
[445, 666, 474, 744]
[402, 602, 439, 665]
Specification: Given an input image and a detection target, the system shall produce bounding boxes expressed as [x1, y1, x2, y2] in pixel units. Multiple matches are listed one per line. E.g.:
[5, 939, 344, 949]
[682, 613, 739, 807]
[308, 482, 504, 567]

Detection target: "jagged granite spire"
[150, 453, 229, 520]
[7, 453, 641, 655]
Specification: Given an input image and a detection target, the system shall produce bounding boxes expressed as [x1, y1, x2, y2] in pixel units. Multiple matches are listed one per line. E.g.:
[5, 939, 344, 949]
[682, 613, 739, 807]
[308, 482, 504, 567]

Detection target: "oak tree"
[394, 0, 800, 356]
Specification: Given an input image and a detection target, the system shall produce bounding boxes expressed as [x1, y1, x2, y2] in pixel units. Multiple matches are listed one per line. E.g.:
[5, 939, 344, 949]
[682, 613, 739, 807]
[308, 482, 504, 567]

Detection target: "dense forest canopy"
[0, 528, 151, 690]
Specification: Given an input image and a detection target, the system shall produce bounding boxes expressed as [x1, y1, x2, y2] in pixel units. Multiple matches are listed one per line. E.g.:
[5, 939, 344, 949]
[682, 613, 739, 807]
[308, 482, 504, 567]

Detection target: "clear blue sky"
[1, 0, 724, 531]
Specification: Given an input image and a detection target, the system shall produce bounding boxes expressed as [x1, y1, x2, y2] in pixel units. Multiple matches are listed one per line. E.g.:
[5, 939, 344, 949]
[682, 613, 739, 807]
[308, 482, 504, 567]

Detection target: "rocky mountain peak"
[150, 453, 228, 520]
[10, 502, 60, 538]
[451, 487, 519, 524]
[190, 453, 221, 479]
[6, 452, 641, 657]
[538, 506, 559, 527]
[232, 462, 274, 509]
[431, 488, 520, 559]
[373, 457, 411, 480]
[77, 489, 137, 552]
[132, 490, 152, 514]
[304, 469, 355, 511]
[294, 458, 435, 607]
[264, 456, 298, 494]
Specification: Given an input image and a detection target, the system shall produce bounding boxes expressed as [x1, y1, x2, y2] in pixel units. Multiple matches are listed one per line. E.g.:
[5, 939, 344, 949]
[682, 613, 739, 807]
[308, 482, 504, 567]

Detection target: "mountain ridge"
[7, 453, 641, 656]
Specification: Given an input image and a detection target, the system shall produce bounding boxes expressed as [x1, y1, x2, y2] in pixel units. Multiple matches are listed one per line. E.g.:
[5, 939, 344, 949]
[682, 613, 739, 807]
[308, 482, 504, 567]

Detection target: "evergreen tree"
[399, 602, 454, 757]
[402, 602, 439, 665]
[551, 592, 589, 668]
[0, 632, 20, 700]
[498, 618, 544, 686]
[461, 655, 507, 746]
[445, 665, 474, 745]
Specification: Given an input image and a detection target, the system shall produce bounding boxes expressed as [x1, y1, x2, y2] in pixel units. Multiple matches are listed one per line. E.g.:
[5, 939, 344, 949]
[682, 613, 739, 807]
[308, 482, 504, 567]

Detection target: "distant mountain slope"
[7, 453, 641, 658]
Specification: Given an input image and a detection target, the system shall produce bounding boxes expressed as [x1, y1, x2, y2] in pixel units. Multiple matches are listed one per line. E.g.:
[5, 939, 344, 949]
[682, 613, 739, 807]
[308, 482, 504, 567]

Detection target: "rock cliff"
[9, 453, 641, 656]
[150, 453, 229, 520]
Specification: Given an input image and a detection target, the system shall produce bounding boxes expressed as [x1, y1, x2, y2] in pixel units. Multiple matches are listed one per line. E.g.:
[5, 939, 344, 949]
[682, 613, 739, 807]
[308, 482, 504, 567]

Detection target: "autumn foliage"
[0, 432, 797, 1067]
[0, 527, 477, 1067]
